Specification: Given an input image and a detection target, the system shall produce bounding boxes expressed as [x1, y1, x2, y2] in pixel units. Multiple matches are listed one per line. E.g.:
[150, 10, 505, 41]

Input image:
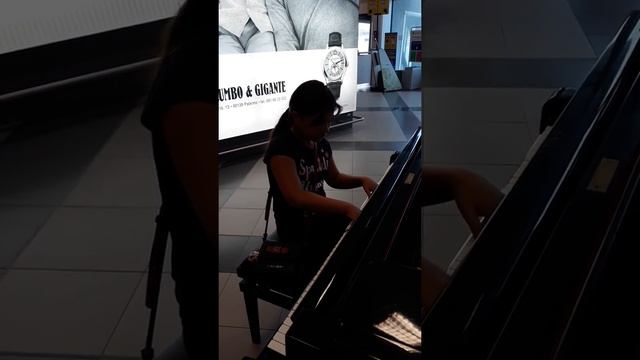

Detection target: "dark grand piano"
[257, 128, 424, 359]
[422, 11, 640, 359]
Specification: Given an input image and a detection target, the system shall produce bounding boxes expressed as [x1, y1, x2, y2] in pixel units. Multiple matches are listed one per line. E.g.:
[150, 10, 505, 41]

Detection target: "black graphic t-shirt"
[264, 130, 332, 242]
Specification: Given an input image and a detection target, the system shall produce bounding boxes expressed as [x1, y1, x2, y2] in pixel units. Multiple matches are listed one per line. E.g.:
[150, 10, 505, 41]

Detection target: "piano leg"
[240, 280, 262, 344]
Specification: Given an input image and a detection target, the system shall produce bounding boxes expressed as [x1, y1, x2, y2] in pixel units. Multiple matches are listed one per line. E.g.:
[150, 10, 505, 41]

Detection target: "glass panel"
[358, 21, 371, 53]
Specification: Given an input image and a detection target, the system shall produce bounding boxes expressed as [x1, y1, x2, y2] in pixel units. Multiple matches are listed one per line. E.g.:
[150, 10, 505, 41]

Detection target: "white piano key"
[264, 178, 374, 356]
[268, 339, 286, 354]
[274, 331, 286, 344]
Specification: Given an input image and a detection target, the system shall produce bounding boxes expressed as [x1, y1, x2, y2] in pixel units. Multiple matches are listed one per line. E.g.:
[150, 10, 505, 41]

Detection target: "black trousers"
[171, 231, 216, 359]
[279, 213, 351, 282]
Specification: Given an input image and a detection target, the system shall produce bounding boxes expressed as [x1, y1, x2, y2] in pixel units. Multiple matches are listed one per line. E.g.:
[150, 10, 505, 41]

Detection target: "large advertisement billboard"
[218, 0, 359, 140]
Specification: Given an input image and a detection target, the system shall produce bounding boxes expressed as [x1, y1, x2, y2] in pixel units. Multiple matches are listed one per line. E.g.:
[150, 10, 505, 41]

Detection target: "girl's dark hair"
[266, 80, 343, 156]
[163, 0, 216, 55]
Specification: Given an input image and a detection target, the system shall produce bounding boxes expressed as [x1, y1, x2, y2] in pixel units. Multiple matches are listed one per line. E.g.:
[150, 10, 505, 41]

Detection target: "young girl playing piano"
[264, 80, 377, 278]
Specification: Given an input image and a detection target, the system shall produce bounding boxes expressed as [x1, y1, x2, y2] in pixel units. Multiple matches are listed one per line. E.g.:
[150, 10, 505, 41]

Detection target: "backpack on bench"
[245, 191, 301, 277]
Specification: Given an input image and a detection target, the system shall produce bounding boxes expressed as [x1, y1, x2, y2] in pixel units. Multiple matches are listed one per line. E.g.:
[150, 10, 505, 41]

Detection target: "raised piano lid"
[485, 27, 640, 358]
[423, 11, 640, 359]
[553, 145, 640, 359]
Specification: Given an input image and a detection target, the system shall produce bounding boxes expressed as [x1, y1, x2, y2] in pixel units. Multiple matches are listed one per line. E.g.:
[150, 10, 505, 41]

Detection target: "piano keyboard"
[446, 126, 553, 276]
[266, 218, 356, 355]
[265, 168, 387, 356]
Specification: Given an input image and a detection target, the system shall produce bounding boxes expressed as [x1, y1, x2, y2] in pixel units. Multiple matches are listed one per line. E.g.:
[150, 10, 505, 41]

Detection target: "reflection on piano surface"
[373, 311, 421, 353]
[423, 11, 640, 360]
[257, 128, 423, 359]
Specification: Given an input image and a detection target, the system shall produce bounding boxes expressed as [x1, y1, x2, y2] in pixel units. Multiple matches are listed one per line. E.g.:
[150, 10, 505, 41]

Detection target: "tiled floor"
[0, 89, 420, 359]
[0, 269, 142, 355]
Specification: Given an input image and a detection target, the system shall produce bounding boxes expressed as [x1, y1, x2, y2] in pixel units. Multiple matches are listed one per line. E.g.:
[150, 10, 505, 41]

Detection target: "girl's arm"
[271, 155, 360, 219]
[325, 158, 378, 196]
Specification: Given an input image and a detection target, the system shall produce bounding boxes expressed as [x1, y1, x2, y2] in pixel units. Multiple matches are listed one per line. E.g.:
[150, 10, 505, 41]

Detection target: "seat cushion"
[237, 257, 305, 298]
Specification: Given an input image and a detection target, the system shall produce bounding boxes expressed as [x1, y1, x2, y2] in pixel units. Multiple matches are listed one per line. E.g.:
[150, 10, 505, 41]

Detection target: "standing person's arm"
[265, 0, 300, 51]
[163, 102, 218, 242]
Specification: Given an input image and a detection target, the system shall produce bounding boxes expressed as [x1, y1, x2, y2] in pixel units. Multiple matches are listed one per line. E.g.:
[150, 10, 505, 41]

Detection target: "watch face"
[324, 49, 347, 81]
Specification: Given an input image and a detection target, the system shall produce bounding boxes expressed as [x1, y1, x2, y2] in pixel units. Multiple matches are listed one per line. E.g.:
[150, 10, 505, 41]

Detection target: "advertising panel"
[219, 0, 359, 140]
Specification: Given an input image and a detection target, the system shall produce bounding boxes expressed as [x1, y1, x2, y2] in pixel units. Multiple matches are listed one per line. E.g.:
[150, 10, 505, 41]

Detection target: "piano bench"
[237, 257, 303, 344]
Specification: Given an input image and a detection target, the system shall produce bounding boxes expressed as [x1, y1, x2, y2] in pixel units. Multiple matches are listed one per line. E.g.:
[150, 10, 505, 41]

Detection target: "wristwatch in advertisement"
[323, 32, 348, 100]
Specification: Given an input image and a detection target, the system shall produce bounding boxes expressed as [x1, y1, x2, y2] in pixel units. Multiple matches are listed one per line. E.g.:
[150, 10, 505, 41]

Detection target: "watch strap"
[327, 81, 342, 99]
[328, 32, 342, 47]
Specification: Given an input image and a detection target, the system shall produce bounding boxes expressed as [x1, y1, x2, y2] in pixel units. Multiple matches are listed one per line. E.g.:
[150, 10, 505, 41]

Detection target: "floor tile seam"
[91, 154, 154, 160]
[0, 200, 68, 207]
[54, 144, 109, 206]
[0, 203, 58, 209]
[524, 121, 537, 141]
[218, 270, 237, 274]
[220, 206, 266, 211]
[4, 204, 59, 269]
[59, 203, 162, 208]
[60, 205, 159, 209]
[21, 144, 150, 176]
[6, 267, 149, 274]
[100, 272, 147, 356]
[562, 0, 599, 56]
[218, 273, 233, 296]
[219, 234, 261, 239]
[383, 93, 422, 137]
[0, 350, 100, 359]
[219, 207, 265, 212]
[499, 21, 507, 50]
[231, 187, 269, 191]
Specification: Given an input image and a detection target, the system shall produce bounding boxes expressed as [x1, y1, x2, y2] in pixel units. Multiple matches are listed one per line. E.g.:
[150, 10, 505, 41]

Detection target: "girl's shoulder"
[318, 137, 332, 152]
[265, 131, 301, 161]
